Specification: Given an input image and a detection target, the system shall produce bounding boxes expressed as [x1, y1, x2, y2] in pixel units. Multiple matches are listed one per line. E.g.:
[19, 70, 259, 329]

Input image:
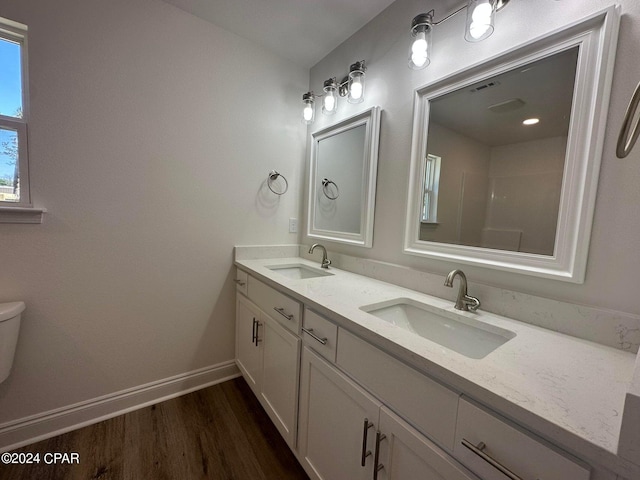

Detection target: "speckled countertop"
[235, 256, 639, 478]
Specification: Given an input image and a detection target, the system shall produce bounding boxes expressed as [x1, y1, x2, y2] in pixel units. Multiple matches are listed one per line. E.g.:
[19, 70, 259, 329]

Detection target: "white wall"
[304, 0, 640, 316]
[0, 0, 307, 424]
[486, 136, 567, 255]
[419, 122, 490, 245]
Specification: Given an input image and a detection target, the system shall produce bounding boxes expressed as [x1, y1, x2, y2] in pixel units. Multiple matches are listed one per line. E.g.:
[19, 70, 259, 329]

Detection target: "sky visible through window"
[0, 37, 22, 184]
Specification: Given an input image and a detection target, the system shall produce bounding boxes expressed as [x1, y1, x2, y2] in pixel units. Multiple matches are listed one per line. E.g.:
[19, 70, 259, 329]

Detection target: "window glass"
[0, 127, 19, 202]
[0, 37, 23, 118]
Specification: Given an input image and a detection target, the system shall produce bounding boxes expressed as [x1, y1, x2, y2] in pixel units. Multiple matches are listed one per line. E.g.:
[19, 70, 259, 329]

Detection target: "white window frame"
[0, 17, 43, 223]
[421, 154, 441, 223]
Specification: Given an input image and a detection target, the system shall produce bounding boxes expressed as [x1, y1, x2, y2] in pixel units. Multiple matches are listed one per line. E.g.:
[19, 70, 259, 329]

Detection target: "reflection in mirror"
[404, 7, 620, 282]
[420, 48, 578, 256]
[307, 107, 381, 247]
[314, 124, 366, 234]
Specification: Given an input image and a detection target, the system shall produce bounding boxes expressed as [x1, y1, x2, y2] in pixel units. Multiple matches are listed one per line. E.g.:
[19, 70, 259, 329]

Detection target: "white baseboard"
[0, 360, 240, 452]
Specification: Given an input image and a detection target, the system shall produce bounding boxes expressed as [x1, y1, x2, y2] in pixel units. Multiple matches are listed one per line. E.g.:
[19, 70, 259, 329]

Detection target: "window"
[421, 154, 441, 223]
[0, 17, 29, 207]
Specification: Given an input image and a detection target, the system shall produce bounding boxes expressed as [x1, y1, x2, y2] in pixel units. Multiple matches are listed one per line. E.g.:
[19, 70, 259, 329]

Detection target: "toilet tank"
[0, 301, 25, 384]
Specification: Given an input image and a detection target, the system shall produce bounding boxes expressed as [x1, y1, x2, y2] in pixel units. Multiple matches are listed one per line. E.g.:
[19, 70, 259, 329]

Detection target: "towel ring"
[267, 170, 288, 195]
[322, 178, 339, 200]
[617, 81, 640, 159]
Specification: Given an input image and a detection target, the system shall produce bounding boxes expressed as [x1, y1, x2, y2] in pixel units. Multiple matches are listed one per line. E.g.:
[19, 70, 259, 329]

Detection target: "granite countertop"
[235, 256, 639, 478]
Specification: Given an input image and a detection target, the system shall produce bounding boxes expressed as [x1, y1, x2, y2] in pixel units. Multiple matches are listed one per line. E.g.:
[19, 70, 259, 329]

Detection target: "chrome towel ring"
[267, 170, 288, 195]
[617, 80, 640, 158]
[321, 178, 339, 200]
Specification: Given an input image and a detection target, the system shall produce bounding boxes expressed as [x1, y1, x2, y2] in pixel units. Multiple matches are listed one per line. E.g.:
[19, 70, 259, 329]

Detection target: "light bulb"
[472, 2, 492, 21]
[302, 92, 315, 124]
[322, 78, 338, 115]
[465, 0, 495, 42]
[411, 51, 429, 68]
[350, 77, 363, 100]
[469, 21, 490, 39]
[303, 104, 313, 122]
[324, 94, 336, 112]
[347, 62, 365, 104]
[408, 14, 432, 70]
[410, 32, 429, 68]
[411, 32, 428, 55]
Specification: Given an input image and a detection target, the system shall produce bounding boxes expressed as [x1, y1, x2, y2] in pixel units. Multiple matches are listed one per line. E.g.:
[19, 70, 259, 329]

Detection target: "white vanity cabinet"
[298, 346, 381, 480]
[454, 397, 590, 480]
[377, 406, 480, 480]
[298, 346, 480, 480]
[233, 263, 621, 480]
[235, 294, 263, 394]
[235, 274, 301, 449]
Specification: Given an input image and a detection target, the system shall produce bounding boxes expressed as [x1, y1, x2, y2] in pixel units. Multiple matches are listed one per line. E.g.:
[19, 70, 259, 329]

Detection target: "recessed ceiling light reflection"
[523, 118, 540, 125]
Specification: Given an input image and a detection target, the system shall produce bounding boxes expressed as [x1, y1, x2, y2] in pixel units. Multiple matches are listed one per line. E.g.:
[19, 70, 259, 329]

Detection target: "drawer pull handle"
[461, 438, 523, 480]
[273, 307, 294, 321]
[360, 418, 373, 466]
[302, 327, 328, 345]
[234, 279, 246, 286]
[373, 431, 386, 480]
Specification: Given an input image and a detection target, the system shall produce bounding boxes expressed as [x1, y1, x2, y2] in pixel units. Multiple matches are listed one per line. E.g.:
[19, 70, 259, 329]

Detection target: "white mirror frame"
[404, 6, 620, 283]
[307, 106, 381, 247]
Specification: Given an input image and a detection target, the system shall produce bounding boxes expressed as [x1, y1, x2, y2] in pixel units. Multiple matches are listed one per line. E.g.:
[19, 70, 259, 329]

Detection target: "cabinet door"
[260, 315, 301, 448]
[377, 407, 479, 480]
[298, 347, 381, 480]
[235, 294, 263, 395]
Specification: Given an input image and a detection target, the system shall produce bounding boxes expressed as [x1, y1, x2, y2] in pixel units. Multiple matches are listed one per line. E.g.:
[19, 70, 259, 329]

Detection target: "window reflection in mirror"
[419, 47, 578, 256]
[421, 154, 441, 223]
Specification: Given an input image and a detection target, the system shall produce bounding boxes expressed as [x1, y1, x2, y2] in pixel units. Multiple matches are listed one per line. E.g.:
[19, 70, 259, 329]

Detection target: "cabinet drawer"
[337, 328, 459, 450]
[302, 309, 338, 362]
[248, 275, 301, 333]
[454, 397, 590, 480]
[234, 269, 248, 295]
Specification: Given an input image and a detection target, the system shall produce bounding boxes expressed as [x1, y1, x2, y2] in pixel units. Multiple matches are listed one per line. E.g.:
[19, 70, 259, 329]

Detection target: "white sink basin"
[266, 263, 334, 280]
[361, 298, 515, 359]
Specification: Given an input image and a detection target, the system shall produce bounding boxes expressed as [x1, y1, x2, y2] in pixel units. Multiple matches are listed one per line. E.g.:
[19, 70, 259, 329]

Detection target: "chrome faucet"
[444, 269, 481, 312]
[309, 244, 331, 269]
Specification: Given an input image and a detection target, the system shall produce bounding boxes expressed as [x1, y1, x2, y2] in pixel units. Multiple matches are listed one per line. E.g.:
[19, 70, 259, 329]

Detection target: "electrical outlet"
[289, 218, 298, 233]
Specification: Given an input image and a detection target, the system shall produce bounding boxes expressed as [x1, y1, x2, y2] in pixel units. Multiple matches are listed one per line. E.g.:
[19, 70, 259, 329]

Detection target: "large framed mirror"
[307, 106, 381, 247]
[404, 7, 619, 283]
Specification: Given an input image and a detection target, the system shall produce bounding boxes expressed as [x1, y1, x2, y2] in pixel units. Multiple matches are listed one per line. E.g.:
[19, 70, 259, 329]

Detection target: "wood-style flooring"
[0, 378, 309, 480]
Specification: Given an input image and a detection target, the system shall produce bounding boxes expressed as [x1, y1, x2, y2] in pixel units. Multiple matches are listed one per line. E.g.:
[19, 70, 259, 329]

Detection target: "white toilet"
[0, 301, 25, 384]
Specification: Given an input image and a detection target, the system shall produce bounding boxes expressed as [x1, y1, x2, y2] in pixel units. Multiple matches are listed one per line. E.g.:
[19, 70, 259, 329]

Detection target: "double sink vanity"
[234, 248, 638, 480]
[231, 6, 639, 479]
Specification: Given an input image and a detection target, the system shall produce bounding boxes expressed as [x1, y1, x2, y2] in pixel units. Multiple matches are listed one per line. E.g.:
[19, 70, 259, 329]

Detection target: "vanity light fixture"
[409, 0, 510, 70]
[301, 61, 367, 124]
[347, 61, 366, 104]
[322, 78, 338, 115]
[522, 118, 540, 125]
[465, 0, 496, 42]
[302, 92, 316, 125]
[409, 13, 433, 70]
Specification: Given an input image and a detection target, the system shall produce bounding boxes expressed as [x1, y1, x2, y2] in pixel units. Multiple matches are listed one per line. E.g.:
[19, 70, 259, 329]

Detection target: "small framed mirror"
[307, 106, 381, 247]
[404, 7, 619, 283]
